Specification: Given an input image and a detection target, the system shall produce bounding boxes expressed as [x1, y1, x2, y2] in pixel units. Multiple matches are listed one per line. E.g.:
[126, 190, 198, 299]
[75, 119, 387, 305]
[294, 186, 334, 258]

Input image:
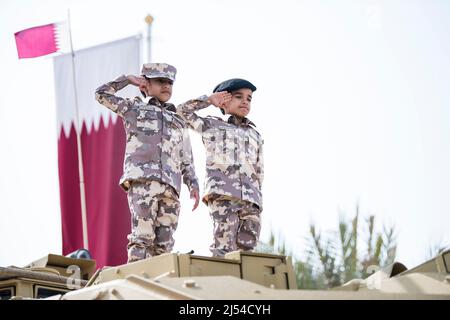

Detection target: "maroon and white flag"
[53, 36, 141, 268]
[14, 22, 69, 59]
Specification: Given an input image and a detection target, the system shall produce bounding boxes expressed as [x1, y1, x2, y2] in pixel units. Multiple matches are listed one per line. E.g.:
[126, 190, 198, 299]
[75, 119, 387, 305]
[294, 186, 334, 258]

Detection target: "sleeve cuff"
[198, 95, 210, 104]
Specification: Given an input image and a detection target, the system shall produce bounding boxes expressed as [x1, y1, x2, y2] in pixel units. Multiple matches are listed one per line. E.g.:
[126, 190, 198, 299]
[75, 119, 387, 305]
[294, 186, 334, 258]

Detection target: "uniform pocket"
[207, 127, 229, 166]
[136, 110, 159, 132]
[169, 120, 183, 143]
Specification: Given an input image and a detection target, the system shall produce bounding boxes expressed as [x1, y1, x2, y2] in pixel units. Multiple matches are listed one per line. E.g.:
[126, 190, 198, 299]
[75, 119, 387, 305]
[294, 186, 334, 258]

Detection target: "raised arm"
[176, 92, 232, 133]
[95, 75, 146, 117]
[176, 95, 210, 133]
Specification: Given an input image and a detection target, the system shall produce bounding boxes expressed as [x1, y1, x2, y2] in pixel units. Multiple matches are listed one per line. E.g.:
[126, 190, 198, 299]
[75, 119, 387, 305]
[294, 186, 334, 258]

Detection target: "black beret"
[213, 78, 257, 93]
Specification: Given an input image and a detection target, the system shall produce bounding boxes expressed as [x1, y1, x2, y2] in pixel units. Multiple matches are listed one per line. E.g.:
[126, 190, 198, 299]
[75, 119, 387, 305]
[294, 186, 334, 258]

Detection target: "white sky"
[0, 0, 449, 270]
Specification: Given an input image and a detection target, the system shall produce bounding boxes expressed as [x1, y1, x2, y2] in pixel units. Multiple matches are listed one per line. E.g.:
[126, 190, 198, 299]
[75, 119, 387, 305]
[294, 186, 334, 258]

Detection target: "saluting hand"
[127, 75, 148, 91]
[208, 91, 232, 108]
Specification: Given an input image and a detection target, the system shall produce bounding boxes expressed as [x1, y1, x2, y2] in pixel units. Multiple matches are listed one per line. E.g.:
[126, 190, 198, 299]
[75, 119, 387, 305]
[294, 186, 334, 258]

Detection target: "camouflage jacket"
[95, 75, 199, 195]
[177, 95, 264, 209]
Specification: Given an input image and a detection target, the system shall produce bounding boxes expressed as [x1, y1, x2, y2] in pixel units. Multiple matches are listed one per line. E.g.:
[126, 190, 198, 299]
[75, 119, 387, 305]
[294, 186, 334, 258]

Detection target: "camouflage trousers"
[207, 195, 261, 257]
[126, 180, 180, 263]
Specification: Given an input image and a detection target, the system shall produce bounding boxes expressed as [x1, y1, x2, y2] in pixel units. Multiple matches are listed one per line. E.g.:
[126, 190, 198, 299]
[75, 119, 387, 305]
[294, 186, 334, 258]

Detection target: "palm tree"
[257, 203, 398, 289]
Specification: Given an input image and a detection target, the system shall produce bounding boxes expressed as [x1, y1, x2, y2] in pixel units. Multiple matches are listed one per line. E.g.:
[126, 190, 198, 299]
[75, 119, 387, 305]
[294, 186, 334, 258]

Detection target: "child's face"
[223, 88, 252, 118]
[144, 77, 173, 103]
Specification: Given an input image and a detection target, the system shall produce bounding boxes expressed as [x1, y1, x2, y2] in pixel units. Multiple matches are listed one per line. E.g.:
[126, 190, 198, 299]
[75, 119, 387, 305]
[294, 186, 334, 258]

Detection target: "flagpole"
[67, 9, 89, 250]
[145, 14, 153, 62]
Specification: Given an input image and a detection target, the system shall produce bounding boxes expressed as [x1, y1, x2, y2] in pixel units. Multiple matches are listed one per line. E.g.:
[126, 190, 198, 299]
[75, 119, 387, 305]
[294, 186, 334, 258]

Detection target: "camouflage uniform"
[207, 195, 261, 256]
[95, 63, 199, 263]
[177, 95, 264, 256]
[127, 180, 180, 260]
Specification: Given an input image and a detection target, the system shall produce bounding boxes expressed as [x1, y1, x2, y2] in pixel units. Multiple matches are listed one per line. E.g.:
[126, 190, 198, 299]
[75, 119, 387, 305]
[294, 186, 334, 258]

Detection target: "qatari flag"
[15, 22, 69, 58]
[53, 36, 141, 268]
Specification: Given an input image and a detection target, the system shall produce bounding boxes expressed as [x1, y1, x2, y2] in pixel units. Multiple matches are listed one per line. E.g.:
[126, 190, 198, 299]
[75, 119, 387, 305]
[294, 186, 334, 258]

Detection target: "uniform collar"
[227, 115, 256, 127]
[148, 97, 176, 112]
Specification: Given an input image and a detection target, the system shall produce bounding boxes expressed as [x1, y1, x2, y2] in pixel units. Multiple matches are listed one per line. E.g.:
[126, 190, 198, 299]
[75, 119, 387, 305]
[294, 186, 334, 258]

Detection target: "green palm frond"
[259, 204, 398, 289]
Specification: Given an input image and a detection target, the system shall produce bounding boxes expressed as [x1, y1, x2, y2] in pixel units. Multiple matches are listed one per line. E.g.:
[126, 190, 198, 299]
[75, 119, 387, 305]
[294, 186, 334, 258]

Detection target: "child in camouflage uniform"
[95, 63, 200, 263]
[177, 78, 264, 257]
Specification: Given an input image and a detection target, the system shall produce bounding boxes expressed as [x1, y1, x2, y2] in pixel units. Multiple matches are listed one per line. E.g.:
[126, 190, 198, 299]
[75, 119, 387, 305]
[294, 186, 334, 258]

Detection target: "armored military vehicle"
[0, 250, 95, 300]
[1, 249, 449, 300]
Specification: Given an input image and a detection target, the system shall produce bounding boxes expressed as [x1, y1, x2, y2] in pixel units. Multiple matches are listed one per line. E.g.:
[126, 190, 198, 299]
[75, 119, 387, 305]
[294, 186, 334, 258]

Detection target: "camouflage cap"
[141, 63, 177, 82]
